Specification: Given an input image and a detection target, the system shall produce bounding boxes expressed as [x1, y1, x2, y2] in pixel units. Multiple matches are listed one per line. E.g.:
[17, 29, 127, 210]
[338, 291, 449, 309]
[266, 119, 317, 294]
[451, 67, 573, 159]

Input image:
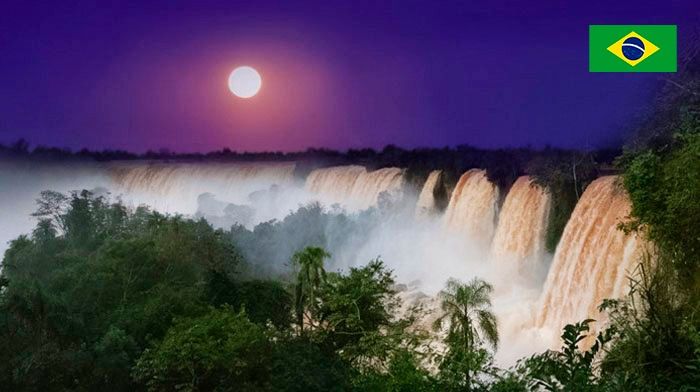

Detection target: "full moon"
[228, 66, 262, 98]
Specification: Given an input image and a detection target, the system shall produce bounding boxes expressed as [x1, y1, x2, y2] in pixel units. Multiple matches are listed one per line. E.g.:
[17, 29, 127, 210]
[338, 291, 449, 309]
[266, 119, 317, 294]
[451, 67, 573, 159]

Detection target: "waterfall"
[535, 176, 643, 333]
[415, 170, 442, 218]
[107, 161, 297, 215]
[305, 165, 405, 210]
[442, 169, 499, 244]
[1, 156, 650, 364]
[490, 176, 551, 280]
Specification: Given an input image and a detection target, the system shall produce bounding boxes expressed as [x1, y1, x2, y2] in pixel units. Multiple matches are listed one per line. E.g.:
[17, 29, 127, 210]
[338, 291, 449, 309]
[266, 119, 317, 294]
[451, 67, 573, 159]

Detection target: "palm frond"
[436, 277, 499, 351]
[476, 309, 499, 349]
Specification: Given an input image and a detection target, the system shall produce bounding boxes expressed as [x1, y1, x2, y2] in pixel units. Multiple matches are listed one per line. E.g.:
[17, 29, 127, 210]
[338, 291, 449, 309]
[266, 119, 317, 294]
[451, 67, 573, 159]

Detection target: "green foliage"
[437, 346, 492, 391]
[4, 40, 698, 392]
[610, 110, 700, 391]
[434, 278, 499, 349]
[599, 48, 700, 392]
[352, 350, 438, 392]
[269, 337, 352, 392]
[205, 271, 293, 330]
[487, 370, 529, 392]
[133, 308, 271, 391]
[316, 259, 407, 364]
[0, 199, 440, 390]
[273, 255, 435, 391]
[522, 319, 612, 391]
[623, 42, 700, 152]
[11, 155, 700, 391]
[292, 246, 330, 332]
[596, 262, 700, 391]
[622, 110, 700, 282]
[0, 191, 244, 390]
[433, 278, 499, 390]
[228, 203, 364, 277]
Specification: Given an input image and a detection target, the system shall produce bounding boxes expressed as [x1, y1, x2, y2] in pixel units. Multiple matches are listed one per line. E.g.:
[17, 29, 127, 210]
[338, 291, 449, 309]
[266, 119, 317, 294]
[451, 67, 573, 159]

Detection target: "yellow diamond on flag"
[607, 31, 660, 67]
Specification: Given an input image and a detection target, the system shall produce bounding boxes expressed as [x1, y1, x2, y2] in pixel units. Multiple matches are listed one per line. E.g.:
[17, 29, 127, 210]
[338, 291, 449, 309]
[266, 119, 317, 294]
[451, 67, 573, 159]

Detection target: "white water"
[443, 169, 499, 244]
[535, 176, 643, 338]
[415, 170, 442, 218]
[305, 165, 405, 211]
[490, 176, 551, 285]
[0, 160, 642, 365]
[107, 161, 303, 224]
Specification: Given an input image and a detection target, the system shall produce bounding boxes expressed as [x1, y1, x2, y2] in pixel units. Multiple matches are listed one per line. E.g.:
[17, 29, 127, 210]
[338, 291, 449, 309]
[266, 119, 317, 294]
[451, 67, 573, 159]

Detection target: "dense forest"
[1, 37, 699, 392]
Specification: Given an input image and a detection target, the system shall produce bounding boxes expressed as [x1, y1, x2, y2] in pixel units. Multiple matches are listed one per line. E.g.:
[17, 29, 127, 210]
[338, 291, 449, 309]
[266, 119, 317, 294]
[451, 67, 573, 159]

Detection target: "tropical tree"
[433, 278, 499, 390]
[0, 191, 245, 390]
[133, 308, 272, 391]
[291, 246, 330, 332]
[317, 259, 420, 369]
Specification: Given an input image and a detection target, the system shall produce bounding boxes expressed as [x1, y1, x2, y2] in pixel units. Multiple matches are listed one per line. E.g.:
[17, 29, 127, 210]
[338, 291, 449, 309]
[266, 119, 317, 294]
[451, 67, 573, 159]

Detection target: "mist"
[0, 158, 633, 367]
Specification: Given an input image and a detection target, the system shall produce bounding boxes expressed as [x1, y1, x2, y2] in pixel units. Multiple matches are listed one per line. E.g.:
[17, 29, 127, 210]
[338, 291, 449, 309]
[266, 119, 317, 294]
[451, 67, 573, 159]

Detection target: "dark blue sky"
[1, 1, 698, 152]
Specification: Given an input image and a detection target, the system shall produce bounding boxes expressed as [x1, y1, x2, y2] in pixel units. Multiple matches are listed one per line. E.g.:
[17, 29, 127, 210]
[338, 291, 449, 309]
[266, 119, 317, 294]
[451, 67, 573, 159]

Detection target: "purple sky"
[1, 1, 698, 152]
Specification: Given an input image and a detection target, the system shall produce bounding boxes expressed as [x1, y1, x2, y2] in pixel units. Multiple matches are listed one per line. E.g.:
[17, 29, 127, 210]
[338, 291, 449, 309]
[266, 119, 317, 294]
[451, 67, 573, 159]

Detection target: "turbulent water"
[0, 160, 644, 364]
[490, 176, 551, 283]
[443, 169, 500, 244]
[415, 170, 442, 218]
[108, 161, 297, 214]
[535, 176, 642, 336]
[305, 165, 405, 211]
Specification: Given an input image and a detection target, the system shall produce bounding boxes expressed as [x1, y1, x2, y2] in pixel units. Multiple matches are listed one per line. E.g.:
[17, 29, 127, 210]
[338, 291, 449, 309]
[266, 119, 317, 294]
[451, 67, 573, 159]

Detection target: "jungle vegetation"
[1, 31, 699, 392]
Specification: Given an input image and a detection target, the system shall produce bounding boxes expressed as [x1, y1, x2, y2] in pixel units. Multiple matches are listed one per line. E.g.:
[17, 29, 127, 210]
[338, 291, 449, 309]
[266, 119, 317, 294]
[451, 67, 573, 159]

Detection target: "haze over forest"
[1, 1, 699, 390]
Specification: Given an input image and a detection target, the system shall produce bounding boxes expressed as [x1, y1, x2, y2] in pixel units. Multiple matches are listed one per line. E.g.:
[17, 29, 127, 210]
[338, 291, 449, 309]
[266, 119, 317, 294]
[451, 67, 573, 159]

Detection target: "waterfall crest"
[305, 165, 405, 210]
[442, 169, 499, 244]
[3, 158, 650, 363]
[108, 162, 296, 214]
[490, 176, 551, 279]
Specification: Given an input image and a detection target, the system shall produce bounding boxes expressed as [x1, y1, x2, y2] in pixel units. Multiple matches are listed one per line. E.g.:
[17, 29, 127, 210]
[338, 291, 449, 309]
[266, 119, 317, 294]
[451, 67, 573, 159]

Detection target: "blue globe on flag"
[621, 37, 645, 60]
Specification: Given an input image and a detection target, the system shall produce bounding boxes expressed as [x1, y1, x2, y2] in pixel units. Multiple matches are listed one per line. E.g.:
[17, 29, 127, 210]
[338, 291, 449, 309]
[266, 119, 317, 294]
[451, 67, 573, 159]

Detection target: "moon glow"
[228, 66, 262, 98]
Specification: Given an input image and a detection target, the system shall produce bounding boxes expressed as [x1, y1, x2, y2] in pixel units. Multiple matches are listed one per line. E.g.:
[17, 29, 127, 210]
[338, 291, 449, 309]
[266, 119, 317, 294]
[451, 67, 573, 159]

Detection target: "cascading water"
[305, 165, 405, 211]
[442, 169, 499, 245]
[535, 176, 643, 335]
[415, 170, 442, 218]
[490, 176, 551, 282]
[1, 157, 647, 365]
[107, 161, 297, 217]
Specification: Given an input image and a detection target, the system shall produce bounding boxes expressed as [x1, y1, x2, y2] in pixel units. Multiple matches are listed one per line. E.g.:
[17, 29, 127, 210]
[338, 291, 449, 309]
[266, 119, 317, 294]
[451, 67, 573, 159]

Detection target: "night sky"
[1, 1, 698, 152]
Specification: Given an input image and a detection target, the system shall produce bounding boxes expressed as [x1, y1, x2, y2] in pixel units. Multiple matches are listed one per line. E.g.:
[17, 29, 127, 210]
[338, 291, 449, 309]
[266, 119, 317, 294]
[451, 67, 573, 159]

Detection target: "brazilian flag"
[589, 25, 676, 72]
